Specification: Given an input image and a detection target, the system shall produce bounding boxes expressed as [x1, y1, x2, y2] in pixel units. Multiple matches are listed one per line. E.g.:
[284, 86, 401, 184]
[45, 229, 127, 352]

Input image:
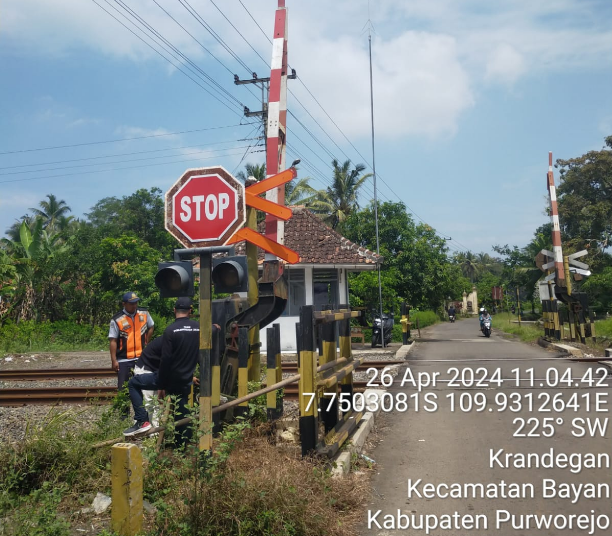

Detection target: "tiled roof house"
[233, 207, 381, 351]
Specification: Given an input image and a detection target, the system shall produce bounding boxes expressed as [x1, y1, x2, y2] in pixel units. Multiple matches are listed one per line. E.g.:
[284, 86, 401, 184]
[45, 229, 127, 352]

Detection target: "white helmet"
[479, 307, 485, 313]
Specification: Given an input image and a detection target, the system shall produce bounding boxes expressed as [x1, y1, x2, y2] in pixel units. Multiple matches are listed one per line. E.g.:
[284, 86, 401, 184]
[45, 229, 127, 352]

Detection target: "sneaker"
[123, 421, 152, 437]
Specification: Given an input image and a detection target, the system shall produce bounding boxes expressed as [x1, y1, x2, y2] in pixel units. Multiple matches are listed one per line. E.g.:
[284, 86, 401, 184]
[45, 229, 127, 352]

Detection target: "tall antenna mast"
[367, 20, 385, 346]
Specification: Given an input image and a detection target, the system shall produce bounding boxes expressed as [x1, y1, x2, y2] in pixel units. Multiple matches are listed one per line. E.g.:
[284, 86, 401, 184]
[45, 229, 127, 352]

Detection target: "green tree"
[85, 187, 177, 254]
[236, 162, 266, 182]
[29, 194, 72, 231]
[556, 135, 612, 255]
[454, 251, 481, 282]
[317, 159, 372, 230]
[343, 201, 453, 312]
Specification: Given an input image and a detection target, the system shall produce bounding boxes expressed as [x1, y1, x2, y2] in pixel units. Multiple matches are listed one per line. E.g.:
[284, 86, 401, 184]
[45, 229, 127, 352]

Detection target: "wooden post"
[236, 326, 250, 418]
[298, 305, 318, 456]
[246, 202, 261, 382]
[211, 325, 221, 434]
[338, 303, 353, 416]
[320, 306, 338, 433]
[111, 443, 143, 536]
[401, 301, 409, 345]
[198, 252, 213, 453]
[266, 323, 283, 421]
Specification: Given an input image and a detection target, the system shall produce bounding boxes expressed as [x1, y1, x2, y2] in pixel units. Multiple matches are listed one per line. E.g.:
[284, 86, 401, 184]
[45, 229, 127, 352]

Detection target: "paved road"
[360, 318, 611, 535]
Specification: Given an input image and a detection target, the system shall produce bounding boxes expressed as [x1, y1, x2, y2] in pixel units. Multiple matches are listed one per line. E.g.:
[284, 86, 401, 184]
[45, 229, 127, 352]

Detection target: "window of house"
[286, 269, 306, 316]
[313, 269, 339, 308]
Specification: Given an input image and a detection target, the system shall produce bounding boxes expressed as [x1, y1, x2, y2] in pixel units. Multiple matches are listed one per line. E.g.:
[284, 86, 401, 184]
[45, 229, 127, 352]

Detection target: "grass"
[0, 400, 366, 536]
[492, 312, 612, 351]
[491, 313, 547, 343]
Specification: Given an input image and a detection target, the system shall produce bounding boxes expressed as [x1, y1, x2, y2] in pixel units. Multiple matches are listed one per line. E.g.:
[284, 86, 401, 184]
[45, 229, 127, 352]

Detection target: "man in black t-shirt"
[124, 297, 200, 444]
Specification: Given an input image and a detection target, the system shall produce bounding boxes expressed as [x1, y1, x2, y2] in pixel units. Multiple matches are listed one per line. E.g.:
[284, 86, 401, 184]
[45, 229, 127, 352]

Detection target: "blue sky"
[1, 0, 611, 255]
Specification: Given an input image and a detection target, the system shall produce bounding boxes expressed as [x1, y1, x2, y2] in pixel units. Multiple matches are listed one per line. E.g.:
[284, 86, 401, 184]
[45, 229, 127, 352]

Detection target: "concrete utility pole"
[264, 0, 290, 265]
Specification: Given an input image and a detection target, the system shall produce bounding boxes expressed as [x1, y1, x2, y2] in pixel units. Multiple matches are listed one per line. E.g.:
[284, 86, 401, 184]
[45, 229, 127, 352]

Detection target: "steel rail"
[0, 368, 115, 381]
[0, 386, 117, 406]
[0, 361, 404, 382]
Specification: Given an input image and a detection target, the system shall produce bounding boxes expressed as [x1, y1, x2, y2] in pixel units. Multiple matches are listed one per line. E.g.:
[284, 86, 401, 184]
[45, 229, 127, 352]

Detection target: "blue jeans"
[128, 372, 160, 423]
[128, 374, 193, 447]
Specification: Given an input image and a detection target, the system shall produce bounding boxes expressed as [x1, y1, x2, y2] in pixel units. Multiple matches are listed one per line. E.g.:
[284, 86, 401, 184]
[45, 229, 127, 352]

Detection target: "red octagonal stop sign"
[165, 167, 245, 247]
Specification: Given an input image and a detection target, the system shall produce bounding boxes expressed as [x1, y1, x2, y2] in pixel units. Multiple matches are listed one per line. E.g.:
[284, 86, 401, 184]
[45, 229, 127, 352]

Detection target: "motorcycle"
[448, 314, 456, 323]
[482, 318, 492, 338]
[372, 313, 394, 347]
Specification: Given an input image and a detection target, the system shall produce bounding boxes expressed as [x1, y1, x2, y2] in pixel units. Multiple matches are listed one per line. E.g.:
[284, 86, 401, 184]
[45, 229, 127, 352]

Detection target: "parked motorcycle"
[482, 318, 492, 338]
[372, 313, 394, 347]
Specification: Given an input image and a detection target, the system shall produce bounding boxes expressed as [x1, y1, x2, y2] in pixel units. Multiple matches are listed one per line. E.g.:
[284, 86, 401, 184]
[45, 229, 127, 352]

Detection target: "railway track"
[0, 360, 403, 406]
[0, 360, 402, 382]
[0, 382, 374, 406]
[0, 386, 117, 406]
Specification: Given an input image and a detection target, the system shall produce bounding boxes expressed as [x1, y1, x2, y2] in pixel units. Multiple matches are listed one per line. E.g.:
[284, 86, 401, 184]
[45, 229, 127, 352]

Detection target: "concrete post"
[111, 443, 143, 536]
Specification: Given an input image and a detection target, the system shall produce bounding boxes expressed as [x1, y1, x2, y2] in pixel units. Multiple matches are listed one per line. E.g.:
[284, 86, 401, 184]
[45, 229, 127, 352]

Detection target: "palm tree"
[318, 159, 372, 229]
[285, 177, 319, 206]
[236, 163, 266, 183]
[455, 251, 481, 282]
[29, 194, 72, 231]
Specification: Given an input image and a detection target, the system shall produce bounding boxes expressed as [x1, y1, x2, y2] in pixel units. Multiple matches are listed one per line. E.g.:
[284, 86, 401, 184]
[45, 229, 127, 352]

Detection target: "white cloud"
[290, 31, 473, 139]
[2, 0, 611, 144]
[485, 44, 525, 86]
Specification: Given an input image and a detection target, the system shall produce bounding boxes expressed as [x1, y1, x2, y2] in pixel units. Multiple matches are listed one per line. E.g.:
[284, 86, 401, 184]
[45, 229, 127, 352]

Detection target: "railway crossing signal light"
[155, 261, 195, 298]
[212, 256, 248, 293]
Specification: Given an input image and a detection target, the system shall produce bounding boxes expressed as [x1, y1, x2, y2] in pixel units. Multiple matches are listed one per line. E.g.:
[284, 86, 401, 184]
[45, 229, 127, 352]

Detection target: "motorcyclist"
[448, 305, 456, 320]
[479, 307, 485, 330]
[480, 308, 492, 331]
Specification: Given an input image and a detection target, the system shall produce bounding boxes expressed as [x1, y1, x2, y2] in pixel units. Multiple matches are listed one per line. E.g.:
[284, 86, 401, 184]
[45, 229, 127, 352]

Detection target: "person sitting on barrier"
[132, 335, 163, 429]
[123, 297, 200, 444]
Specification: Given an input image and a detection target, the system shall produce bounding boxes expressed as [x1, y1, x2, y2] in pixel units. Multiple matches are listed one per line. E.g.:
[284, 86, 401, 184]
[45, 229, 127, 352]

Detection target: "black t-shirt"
[157, 317, 200, 391]
[135, 336, 163, 372]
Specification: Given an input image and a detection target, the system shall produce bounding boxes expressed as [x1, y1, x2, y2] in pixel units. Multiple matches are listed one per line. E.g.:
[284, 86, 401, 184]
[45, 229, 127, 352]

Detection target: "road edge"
[332, 341, 416, 477]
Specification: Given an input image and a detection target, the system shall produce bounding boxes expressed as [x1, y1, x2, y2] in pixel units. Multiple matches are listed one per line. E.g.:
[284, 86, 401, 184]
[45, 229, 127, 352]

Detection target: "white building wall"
[260, 316, 299, 353]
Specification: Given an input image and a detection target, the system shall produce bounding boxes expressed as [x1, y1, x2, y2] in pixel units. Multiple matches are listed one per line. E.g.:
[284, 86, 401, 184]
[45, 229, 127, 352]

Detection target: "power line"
[176, 0, 253, 75]
[0, 148, 263, 185]
[90, 0, 243, 116]
[0, 144, 261, 177]
[0, 123, 256, 156]
[109, 0, 245, 110]
[208, 0, 269, 67]
[238, 1, 272, 44]
[0, 137, 261, 171]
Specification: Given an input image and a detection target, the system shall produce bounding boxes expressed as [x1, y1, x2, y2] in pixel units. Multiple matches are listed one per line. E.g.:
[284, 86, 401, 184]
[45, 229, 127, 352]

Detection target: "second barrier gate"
[297, 304, 364, 457]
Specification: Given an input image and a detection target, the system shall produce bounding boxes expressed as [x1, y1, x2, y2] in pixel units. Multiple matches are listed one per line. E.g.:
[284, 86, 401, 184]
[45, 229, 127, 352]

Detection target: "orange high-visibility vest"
[111, 309, 150, 359]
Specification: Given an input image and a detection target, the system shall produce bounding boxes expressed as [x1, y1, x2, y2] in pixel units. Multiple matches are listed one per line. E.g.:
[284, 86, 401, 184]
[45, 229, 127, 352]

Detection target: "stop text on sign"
[165, 167, 245, 248]
[180, 193, 230, 222]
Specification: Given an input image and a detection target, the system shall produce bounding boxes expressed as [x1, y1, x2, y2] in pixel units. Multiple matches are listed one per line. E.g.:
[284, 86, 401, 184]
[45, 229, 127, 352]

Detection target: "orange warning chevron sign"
[226, 166, 300, 264]
[226, 228, 300, 264]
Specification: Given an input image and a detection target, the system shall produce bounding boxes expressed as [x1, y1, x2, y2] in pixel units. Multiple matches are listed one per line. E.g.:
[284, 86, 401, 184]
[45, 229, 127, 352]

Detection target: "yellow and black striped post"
[198, 252, 213, 454]
[211, 325, 221, 434]
[401, 302, 410, 345]
[245, 202, 261, 382]
[338, 303, 353, 415]
[588, 307, 597, 343]
[320, 309, 338, 433]
[236, 326, 250, 418]
[542, 299, 550, 337]
[266, 323, 283, 421]
[298, 305, 318, 456]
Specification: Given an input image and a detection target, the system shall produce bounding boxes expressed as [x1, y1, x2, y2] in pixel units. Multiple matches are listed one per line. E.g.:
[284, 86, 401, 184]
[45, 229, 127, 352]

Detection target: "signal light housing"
[155, 261, 195, 298]
[212, 256, 248, 293]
